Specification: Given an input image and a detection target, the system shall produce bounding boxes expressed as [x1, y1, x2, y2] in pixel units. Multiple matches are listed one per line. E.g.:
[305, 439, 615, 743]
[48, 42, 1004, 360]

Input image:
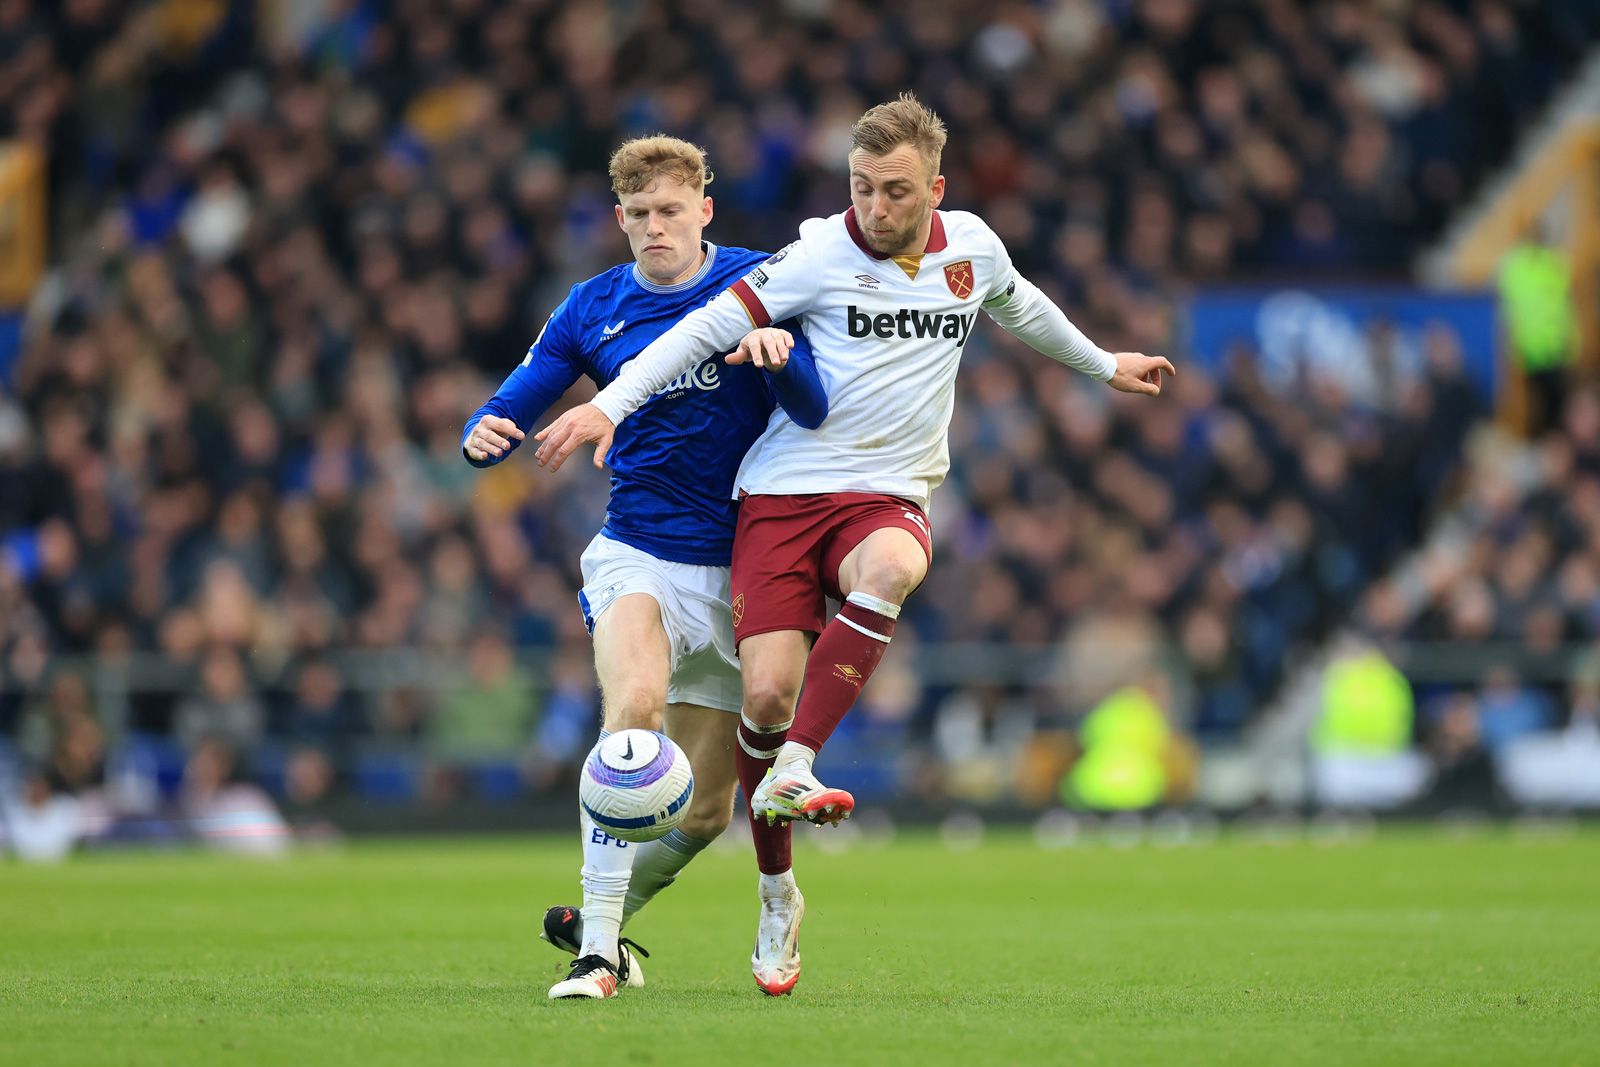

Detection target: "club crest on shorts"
[732, 593, 745, 626]
[944, 260, 974, 299]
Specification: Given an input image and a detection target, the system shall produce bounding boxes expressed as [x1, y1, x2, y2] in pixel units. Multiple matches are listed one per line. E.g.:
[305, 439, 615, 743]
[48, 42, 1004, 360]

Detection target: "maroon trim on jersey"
[844, 209, 889, 260]
[729, 278, 771, 328]
[843, 209, 948, 258]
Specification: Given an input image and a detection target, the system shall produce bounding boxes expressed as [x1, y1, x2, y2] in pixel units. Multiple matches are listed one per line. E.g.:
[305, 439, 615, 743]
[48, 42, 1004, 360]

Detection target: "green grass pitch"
[2, 826, 1597, 1065]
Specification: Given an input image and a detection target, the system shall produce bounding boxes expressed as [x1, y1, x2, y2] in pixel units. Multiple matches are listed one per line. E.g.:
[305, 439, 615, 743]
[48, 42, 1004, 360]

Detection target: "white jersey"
[590, 209, 1117, 513]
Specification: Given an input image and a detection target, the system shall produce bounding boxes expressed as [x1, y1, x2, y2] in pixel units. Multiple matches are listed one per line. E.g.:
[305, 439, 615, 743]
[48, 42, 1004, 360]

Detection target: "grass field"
[2, 825, 1597, 1066]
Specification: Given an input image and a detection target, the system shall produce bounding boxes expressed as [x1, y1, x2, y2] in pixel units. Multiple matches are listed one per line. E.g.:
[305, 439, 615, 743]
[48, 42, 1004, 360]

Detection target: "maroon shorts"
[730, 492, 933, 643]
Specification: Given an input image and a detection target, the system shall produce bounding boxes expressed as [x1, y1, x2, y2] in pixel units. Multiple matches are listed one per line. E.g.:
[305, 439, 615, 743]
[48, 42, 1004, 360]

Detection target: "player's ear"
[614, 204, 626, 231]
[928, 174, 945, 209]
[700, 196, 714, 226]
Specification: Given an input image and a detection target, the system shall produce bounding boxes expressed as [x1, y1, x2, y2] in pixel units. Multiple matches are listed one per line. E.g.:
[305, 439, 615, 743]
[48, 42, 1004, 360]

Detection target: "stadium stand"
[1346, 390, 1600, 803]
[2, 0, 1598, 815]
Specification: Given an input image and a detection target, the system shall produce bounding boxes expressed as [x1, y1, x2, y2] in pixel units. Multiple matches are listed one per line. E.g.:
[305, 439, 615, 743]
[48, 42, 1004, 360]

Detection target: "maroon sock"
[735, 716, 792, 875]
[787, 600, 896, 753]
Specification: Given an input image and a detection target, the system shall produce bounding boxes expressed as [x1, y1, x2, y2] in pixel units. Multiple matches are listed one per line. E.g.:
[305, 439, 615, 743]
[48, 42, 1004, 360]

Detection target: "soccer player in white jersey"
[533, 94, 1174, 993]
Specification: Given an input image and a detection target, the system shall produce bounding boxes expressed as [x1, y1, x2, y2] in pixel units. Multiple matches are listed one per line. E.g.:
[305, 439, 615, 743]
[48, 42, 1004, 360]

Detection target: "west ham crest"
[944, 260, 974, 299]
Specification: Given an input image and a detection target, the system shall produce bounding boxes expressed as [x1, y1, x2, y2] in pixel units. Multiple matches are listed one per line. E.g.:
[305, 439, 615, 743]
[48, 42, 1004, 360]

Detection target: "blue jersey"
[463, 242, 827, 566]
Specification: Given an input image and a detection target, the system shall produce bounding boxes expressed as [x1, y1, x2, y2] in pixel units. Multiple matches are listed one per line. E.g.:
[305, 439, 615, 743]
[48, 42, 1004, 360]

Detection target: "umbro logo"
[601, 319, 626, 339]
[856, 275, 879, 290]
[833, 663, 863, 686]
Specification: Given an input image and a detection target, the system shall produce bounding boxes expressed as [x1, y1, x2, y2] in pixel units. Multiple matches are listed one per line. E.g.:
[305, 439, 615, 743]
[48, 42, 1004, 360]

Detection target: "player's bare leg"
[734, 629, 812, 994]
[757, 528, 928, 825]
[549, 593, 668, 999]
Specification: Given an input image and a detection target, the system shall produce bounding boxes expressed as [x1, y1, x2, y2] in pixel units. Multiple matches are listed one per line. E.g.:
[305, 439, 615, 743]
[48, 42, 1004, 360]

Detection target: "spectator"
[1500, 237, 1578, 435]
[173, 646, 264, 752]
[0, 766, 83, 862]
[1475, 664, 1554, 754]
[429, 630, 536, 768]
[281, 658, 353, 807]
[285, 658, 354, 754]
[180, 737, 290, 856]
[1425, 690, 1493, 808]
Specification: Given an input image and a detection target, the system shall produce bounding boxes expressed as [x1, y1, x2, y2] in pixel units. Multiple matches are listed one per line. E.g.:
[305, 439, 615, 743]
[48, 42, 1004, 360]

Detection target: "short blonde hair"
[608, 135, 713, 196]
[850, 92, 948, 180]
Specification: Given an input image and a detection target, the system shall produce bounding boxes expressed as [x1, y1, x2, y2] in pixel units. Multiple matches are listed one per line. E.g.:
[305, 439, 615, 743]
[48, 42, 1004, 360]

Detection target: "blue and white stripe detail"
[583, 778, 694, 832]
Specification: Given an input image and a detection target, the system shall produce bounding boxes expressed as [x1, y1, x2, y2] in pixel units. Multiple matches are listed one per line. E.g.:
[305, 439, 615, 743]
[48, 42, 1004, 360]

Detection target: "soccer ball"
[579, 729, 694, 843]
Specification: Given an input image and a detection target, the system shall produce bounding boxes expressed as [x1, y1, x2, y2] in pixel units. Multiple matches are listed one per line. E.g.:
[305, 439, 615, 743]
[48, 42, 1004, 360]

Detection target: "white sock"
[759, 868, 797, 900]
[774, 740, 817, 773]
[845, 590, 901, 618]
[577, 734, 634, 966]
[623, 827, 711, 923]
[737, 712, 793, 759]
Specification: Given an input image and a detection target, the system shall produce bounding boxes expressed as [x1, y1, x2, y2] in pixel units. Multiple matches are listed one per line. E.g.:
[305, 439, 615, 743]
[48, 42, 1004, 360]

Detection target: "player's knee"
[604, 684, 666, 730]
[742, 673, 800, 725]
[856, 556, 920, 602]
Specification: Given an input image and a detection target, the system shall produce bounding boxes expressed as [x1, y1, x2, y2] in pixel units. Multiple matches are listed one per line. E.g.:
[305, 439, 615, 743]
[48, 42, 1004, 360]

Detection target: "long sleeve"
[982, 272, 1117, 382]
[591, 236, 823, 426]
[462, 303, 585, 467]
[762, 316, 828, 430]
[588, 290, 756, 425]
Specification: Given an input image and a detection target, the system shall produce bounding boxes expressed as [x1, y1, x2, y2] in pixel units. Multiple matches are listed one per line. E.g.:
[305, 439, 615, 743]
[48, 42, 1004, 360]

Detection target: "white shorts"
[578, 532, 742, 714]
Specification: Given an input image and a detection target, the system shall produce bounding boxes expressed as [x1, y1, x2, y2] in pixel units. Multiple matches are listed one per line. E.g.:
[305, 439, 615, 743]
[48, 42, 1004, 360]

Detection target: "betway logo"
[848, 306, 975, 345]
[650, 358, 722, 399]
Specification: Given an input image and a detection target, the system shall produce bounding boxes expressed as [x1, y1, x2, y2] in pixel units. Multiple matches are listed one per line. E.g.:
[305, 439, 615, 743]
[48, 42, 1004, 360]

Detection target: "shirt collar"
[843, 209, 947, 259]
[632, 242, 718, 293]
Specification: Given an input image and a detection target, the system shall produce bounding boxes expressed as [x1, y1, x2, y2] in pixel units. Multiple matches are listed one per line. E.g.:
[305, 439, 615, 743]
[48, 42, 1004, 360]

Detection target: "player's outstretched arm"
[588, 293, 754, 428]
[463, 303, 584, 468]
[1106, 352, 1177, 396]
[982, 270, 1174, 395]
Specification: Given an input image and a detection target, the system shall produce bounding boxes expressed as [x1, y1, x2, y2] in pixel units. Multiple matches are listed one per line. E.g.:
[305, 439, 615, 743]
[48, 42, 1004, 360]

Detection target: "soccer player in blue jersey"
[462, 136, 827, 1001]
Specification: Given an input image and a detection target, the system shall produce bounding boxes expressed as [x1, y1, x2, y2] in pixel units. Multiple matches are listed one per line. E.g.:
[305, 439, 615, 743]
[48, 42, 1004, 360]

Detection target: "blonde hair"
[608, 135, 713, 196]
[850, 92, 948, 180]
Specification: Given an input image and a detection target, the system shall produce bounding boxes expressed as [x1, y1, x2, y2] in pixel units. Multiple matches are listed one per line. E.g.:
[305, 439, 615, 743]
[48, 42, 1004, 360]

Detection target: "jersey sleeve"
[462, 299, 586, 467]
[979, 226, 1117, 382]
[587, 292, 752, 426]
[761, 316, 828, 430]
[724, 236, 823, 329]
[587, 234, 826, 427]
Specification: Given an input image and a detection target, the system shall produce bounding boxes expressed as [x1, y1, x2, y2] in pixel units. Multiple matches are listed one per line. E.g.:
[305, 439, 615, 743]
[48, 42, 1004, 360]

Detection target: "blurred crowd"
[0, 0, 1590, 823]
[1351, 391, 1600, 803]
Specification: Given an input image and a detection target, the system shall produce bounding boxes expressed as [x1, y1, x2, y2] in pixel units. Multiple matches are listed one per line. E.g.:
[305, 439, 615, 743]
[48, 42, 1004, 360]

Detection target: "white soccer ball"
[579, 729, 694, 843]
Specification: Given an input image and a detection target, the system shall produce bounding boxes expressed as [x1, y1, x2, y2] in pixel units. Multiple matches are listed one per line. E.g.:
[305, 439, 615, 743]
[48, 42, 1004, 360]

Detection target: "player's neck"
[903, 212, 934, 256]
[639, 244, 707, 287]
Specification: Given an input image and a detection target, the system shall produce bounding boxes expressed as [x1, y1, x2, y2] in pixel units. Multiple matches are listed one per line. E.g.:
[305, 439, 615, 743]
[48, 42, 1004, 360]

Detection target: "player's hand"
[727, 327, 794, 372]
[464, 415, 525, 462]
[533, 403, 616, 472]
[1107, 352, 1176, 396]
